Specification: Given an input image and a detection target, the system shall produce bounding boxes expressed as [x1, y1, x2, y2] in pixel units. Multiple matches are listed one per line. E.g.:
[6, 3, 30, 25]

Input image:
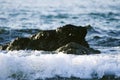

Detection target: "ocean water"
[0, 0, 120, 80]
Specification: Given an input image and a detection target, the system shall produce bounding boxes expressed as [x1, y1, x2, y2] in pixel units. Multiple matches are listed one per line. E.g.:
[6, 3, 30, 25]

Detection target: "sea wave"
[0, 51, 120, 80]
[0, 0, 120, 80]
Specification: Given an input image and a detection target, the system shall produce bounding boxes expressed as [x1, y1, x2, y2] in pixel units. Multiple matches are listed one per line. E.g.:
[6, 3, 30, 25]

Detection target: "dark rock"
[43, 76, 81, 80]
[0, 24, 100, 54]
[0, 44, 8, 50]
[56, 24, 89, 48]
[29, 30, 58, 50]
[6, 37, 30, 50]
[101, 75, 120, 80]
[27, 24, 89, 51]
[56, 42, 100, 55]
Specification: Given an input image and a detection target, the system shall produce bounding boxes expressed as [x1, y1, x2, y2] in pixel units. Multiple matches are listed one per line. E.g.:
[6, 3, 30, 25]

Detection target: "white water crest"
[0, 51, 120, 80]
[0, 0, 120, 80]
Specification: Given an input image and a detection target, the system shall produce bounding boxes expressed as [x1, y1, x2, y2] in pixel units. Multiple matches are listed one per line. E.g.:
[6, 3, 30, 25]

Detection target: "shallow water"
[0, 0, 120, 79]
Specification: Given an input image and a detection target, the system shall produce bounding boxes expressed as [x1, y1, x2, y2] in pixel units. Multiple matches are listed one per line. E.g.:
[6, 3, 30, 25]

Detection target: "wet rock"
[6, 37, 30, 50]
[101, 75, 120, 80]
[27, 24, 89, 51]
[56, 42, 100, 55]
[56, 24, 89, 48]
[0, 44, 8, 50]
[29, 30, 58, 50]
[0, 24, 100, 54]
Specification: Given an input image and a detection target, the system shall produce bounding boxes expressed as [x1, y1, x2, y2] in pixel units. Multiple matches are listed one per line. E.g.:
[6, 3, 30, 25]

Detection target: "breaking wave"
[0, 51, 120, 80]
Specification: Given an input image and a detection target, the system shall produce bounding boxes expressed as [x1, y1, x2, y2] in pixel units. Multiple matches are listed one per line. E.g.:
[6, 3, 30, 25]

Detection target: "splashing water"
[0, 0, 120, 80]
[0, 51, 120, 80]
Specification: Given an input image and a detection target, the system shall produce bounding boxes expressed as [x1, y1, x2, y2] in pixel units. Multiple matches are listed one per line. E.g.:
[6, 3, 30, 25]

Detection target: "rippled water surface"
[0, 0, 120, 79]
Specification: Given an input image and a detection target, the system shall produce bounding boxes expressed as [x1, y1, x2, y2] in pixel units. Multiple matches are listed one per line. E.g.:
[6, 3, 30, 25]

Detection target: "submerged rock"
[0, 24, 100, 54]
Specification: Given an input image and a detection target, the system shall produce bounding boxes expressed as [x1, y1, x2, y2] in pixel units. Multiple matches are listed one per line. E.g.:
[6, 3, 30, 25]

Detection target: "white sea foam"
[0, 0, 120, 79]
[0, 51, 120, 80]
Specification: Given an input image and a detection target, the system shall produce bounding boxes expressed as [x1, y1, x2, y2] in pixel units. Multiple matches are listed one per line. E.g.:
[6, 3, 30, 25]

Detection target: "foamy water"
[0, 51, 120, 80]
[0, 0, 120, 80]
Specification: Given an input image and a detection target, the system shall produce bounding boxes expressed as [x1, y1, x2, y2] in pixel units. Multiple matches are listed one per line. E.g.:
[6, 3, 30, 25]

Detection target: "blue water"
[0, 0, 120, 80]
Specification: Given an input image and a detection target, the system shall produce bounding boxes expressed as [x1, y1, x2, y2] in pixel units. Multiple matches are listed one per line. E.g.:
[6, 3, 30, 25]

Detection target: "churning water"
[0, 0, 120, 80]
